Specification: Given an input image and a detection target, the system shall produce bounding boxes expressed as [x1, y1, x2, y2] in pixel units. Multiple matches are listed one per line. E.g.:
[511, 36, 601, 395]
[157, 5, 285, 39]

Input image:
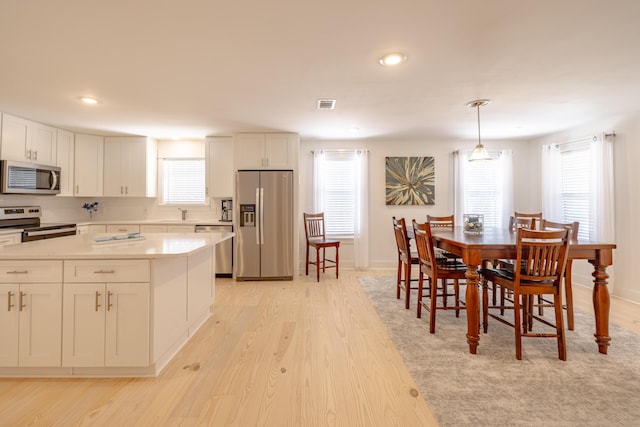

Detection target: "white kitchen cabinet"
[140, 224, 167, 233]
[0, 114, 57, 166]
[233, 133, 298, 170]
[140, 224, 195, 233]
[0, 233, 21, 247]
[62, 260, 150, 367]
[0, 260, 63, 367]
[74, 134, 104, 196]
[106, 224, 140, 234]
[56, 129, 75, 196]
[206, 136, 234, 198]
[167, 225, 195, 232]
[62, 282, 149, 367]
[103, 136, 157, 197]
[76, 224, 107, 235]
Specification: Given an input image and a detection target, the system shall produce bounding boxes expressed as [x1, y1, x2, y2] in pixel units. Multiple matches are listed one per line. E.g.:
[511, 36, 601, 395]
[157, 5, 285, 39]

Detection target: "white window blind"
[161, 158, 206, 205]
[322, 152, 357, 236]
[464, 151, 504, 228]
[559, 142, 591, 240]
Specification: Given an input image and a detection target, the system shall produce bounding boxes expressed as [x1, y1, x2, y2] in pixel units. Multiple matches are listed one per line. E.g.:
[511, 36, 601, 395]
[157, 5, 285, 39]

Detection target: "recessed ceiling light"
[78, 96, 101, 105]
[379, 52, 406, 66]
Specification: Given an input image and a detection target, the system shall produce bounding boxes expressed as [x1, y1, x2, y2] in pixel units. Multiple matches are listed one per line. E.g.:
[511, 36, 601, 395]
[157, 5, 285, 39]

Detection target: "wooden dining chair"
[540, 219, 580, 330]
[303, 212, 340, 282]
[392, 217, 419, 309]
[413, 220, 467, 333]
[426, 214, 460, 305]
[513, 212, 543, 229]
[479, 227, 572, 360]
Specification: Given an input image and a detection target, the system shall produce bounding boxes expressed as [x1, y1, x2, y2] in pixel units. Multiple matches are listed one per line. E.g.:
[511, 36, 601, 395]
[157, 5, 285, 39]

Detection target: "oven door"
[1, 160, 61, 195]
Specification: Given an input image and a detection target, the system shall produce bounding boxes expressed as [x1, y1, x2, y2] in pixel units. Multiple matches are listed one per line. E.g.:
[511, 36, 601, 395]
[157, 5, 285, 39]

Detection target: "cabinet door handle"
[125, 186, 128, 195]
[93, 269, 115, 274]
[7, 291, 14, 311]
[121, 186, 124, 194]
[107, 291, 113, 311]
[6, 270, 28, 275]
[19, 291, 26, 311]
[76, 185, 79, 193]
[95, 291, 102, 311]
[33, 150, 38, 160]
[26, 149, 32, 159]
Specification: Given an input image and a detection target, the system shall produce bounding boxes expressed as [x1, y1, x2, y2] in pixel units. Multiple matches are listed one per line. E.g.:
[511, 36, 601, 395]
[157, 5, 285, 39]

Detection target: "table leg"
[465, 265, 480, 354]
[589, 260, 612, 354]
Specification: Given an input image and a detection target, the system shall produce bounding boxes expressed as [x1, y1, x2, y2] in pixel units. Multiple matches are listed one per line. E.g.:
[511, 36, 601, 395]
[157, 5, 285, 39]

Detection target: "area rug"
[358, 275, 640, 427]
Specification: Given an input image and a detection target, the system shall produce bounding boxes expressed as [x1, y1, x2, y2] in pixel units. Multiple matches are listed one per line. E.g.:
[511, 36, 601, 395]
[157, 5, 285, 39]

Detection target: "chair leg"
[565, 261, 574, 330]
[335, 246, 339, 279]
[321, 247, 326, 272]
[454, 279, 461, 317]
[417, 272, 424, 318]
[554, 292, 567, 361]
[429, 276, 438, 333]
[404, 261, 411, 309]
[442, 279, 448, 307]
[305, 245, 310, 276]
[481, 278, 489, 333]
[396, 259, 402, 299]
[514, 294, 523, 360]
[315, 247, 321, 282]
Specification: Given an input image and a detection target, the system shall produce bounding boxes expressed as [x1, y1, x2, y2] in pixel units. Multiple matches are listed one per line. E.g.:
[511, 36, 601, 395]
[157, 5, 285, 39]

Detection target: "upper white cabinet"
[1, 113, 57, 166]
[103, 136, 157, 197]
[74, 134, 104, 197]
[233, 133, 298, 170]
[56, 129, 75, 197]
[206, 136, 233, 198]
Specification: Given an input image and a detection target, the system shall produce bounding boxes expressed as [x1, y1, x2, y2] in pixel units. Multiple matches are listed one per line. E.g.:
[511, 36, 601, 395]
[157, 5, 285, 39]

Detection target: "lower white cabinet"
[76, 224, 107, 235]
[0, 283, 62, 367]
[106, 224, 140, 234]
[62, 282, 149, 367]
[0, 233, 21, 247]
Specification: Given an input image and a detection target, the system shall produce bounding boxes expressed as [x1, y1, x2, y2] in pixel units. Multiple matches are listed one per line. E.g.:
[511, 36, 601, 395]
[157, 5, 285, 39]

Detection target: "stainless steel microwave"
[0, 160, 61, 195]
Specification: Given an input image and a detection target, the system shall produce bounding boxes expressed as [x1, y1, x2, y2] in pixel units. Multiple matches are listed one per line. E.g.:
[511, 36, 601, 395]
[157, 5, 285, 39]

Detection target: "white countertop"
[0, 232, 234, 260]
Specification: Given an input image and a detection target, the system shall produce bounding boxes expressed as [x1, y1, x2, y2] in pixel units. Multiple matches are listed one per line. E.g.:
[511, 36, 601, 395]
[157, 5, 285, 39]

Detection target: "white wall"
[299, 138, 534, 269]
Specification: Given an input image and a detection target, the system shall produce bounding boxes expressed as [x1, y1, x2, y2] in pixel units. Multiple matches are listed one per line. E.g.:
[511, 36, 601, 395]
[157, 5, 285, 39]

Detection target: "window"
[314, 151, 357, 236]
[542, 136, 614, 242]
[160, 158, 206, 205]
[558, 142, 591, 240]
[455, 150, 513, 228]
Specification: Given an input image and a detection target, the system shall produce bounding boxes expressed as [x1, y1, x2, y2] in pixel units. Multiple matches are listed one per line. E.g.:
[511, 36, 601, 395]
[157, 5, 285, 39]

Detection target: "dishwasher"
[195, 224, 233, 277]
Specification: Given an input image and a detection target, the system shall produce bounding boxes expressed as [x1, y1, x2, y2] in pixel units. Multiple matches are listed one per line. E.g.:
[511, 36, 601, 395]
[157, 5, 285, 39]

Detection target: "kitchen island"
[0, 231, 233, 377]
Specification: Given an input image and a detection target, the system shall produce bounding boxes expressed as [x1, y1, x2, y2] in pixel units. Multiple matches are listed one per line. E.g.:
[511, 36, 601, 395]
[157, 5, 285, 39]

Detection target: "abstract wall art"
[385, 156, 435, 205]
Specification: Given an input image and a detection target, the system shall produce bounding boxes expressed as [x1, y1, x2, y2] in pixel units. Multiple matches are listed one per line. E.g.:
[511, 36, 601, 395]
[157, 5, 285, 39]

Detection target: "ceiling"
[1, 0, 639, 142]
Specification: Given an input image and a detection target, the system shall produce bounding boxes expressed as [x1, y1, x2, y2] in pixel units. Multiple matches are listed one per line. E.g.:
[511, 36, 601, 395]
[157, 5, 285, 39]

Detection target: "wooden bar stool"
[304, 213, 340, 282]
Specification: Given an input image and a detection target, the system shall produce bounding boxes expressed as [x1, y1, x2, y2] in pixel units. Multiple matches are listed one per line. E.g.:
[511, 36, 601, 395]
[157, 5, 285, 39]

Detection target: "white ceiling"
[1, 0, 639, 142]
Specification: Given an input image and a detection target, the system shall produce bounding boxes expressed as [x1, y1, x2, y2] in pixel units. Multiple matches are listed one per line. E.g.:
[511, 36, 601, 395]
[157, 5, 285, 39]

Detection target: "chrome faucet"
[178, 208, 188, 221]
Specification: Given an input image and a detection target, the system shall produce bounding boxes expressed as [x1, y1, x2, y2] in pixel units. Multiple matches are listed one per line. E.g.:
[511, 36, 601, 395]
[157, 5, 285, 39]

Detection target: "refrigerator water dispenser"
[240, 204, 255, 227]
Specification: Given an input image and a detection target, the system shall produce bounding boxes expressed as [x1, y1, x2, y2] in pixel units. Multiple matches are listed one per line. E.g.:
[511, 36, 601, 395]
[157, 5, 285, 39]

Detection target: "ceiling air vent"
[317, 99, 336, 110]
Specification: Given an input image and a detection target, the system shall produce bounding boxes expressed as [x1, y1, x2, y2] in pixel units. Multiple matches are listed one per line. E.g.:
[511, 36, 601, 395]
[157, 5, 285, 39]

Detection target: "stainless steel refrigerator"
[234, 170, 294, 280]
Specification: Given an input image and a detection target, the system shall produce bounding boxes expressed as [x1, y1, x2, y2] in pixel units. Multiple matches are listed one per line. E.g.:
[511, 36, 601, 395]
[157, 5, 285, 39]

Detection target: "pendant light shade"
[467, 99, 491, 161]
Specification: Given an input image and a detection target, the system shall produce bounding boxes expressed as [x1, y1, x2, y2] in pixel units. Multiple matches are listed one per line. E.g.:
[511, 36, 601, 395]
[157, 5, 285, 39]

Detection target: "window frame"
[157, 157, 208, 206]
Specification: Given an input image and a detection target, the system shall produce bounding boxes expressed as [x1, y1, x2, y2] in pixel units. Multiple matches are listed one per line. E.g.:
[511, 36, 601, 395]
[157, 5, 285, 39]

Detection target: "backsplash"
[0, 194, 219, 223]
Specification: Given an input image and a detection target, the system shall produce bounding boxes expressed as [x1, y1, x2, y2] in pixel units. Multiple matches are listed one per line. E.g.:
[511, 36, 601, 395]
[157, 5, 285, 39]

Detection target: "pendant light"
[466, 99, 491, 161]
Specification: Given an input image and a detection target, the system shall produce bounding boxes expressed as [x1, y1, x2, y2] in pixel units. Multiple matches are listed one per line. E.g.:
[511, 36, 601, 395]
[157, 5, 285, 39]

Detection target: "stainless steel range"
[0, 206, 77, 242]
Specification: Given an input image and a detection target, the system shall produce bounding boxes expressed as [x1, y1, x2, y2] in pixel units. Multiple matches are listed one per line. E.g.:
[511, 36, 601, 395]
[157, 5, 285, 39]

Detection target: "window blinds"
[162, 158, 205, 204]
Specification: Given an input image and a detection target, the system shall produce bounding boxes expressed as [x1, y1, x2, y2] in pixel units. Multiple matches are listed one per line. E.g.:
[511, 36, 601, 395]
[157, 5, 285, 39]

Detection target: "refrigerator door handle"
[259, 187, 265, 245]
[255, 187, 261, 245]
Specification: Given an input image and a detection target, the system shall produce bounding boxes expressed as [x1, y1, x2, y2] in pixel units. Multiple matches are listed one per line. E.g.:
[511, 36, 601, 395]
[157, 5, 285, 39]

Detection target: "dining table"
[424, 226, 616, 355]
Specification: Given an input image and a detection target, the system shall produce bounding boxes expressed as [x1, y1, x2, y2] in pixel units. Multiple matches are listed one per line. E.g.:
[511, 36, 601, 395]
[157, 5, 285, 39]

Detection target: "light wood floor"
[0, 270, 438, 426]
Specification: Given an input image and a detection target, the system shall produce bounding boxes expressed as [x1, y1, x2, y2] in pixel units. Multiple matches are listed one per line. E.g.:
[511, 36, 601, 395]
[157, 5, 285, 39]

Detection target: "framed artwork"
[385, 156, 435, 205]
